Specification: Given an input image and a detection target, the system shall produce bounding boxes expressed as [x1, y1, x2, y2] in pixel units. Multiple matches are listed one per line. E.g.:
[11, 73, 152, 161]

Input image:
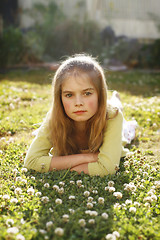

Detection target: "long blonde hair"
[49, 54, 108, 156]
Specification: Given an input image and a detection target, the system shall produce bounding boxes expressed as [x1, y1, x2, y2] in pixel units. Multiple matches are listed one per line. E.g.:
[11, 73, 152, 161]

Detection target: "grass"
[0, 69, 160, 240]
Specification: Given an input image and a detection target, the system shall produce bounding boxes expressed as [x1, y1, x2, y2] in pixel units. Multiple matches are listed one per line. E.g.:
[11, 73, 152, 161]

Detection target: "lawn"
[0, 69, 160, 240]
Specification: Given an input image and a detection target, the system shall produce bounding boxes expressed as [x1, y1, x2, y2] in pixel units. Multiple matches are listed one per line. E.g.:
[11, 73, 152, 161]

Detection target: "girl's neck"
[74, 121, 87, 135]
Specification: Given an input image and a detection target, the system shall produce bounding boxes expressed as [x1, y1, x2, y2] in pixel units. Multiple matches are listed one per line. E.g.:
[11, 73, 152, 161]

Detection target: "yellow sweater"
[24, 109, 129, 177]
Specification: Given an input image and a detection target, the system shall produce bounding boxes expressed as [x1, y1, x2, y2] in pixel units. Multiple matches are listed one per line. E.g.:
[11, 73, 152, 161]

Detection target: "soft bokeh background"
[0, 0, 160, 70]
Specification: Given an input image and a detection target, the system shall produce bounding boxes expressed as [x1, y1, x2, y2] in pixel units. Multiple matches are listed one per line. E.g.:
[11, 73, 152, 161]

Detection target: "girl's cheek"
[63, 102, 71, 112]
[88, 99, 98, 111]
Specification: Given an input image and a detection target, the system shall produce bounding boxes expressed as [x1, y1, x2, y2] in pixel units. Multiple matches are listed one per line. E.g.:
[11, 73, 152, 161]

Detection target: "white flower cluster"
[27, 187, 35, 196]
[154, 181, 160, 189]
[85, 210, 98, 217]
[54, 227, 64, 236]
[78, 219, 86, 227]
[55, 198, 62, 204]
[98, 197, 104, 204]
[113, 192, 123, 199]
[41, 196, 49, 203]
[124, 182, 136, 192]
[106, 231, 120, 239]
[52, 185, 64, 194]
[143, 191, 157, 204]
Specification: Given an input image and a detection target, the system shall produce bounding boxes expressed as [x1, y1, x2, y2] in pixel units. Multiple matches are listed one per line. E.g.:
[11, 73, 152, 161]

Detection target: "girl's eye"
[84, 91, 92, 96]
[65, 93, 72, 98]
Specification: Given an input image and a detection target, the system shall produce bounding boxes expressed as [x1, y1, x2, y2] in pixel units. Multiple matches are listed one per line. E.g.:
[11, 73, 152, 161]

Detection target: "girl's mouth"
[74, 111, 87, 115]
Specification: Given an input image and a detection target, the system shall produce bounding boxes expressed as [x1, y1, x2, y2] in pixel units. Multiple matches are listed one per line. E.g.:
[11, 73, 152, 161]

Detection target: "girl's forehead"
[61, 75, 95, 90]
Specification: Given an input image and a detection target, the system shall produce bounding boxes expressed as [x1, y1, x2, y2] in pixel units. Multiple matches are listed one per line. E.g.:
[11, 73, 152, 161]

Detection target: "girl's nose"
[75, 95, 84, 106]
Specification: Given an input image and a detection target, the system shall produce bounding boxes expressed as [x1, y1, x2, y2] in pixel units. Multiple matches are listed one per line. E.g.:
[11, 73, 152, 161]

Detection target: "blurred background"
[0, 0, 160, 70]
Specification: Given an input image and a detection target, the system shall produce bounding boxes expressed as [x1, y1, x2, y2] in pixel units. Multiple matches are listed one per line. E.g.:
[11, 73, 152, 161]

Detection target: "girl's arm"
[49, 153, 98, 171]
[70, 163, 89, 174]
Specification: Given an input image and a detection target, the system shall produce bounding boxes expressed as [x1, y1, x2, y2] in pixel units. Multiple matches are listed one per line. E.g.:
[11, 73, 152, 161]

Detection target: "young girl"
[24, 54, 136, 177]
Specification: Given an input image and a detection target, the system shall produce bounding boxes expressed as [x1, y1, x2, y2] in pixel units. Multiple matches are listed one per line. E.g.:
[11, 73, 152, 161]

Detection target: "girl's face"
[61, 76, 98, 125]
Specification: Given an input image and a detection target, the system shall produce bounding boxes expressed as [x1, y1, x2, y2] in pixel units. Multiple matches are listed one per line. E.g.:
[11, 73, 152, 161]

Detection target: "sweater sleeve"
[24, 118, 53, 173]
[88, 110, 123, 177]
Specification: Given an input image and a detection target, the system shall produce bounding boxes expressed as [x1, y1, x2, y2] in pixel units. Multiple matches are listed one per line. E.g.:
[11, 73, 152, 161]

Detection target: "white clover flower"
[62, 214, 69, 222]
[106, 233, 116, 240]
[125, 199, 132, 205]
[13, 168, 18, 174]
[69, 195, 75, 200]
[84, 191, 90, 197]
[52, 185, 59, 191]
[35, 192, 42, 197]
[46, 221, 53, 229]
[10, 198, 18, 204]
[14, 187, 22, 195]
[143, 196, 152, 203]
[151, 195, 157, 202]
[55, 227, 64, 236]
[69, 208, 75, 214]
[76, 180, 82, 186]
[41, 196, 49, 203]
[59, 181, 65, 186]
[108, 181, 114, 187]
[105, 186, 109, 191]
[16, 177, 22, 182]
[87, 202, 93, 209]
[20, 218, 25, 224]
[88, 196, 93, 202]
[123, 161, 130, 168]
[78, 219, 86, 227]
[27, 187, 35, 196]
[92, 189, 98, 194]
[21, 168, 28, 173]
[98, 197, 105, 204]
[6, 219, 14, 227]
[70, 180, 75, 184]
[88, 219, 95, 224]
[114, 203, 121, 209]
[55, 198, 62, 204]
[39, 229, 47, 235]
[3, 194, 10, 200]
[49, 208, 53, 212]
[21, 179, 27, 184]
[113, 192, 123, 199]
[58, 187, 64, 194]
[109, 187, 115, 193]
[113, 231, 120, 238]
[144, 202, 150, 208]
[134, 202, 141, 207]
[90, 211, 98, 217]
[7, 227, 19, 234]
[101, 212, 108, 219]
[124, 182, 136, 192]
[129, 207, 136, 213]
[85, 210, 91, 215]
[16, 234, 25, 240]
[44, 183, 50, 188]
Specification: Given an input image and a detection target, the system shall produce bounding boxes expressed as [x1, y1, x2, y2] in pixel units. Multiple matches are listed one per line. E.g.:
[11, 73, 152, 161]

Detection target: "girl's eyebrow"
[62, 88, 94, 93]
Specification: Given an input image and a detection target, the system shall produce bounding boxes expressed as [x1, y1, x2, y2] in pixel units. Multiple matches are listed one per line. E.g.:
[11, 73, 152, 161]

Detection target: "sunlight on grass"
[0, 70, 160, 240]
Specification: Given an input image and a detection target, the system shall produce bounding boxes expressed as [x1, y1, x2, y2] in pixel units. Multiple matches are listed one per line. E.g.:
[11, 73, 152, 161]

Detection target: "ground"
[0, 69, 160, 240]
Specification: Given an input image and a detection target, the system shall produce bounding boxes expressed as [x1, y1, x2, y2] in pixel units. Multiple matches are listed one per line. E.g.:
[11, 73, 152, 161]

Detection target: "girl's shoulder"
[107, 104, 120, 120]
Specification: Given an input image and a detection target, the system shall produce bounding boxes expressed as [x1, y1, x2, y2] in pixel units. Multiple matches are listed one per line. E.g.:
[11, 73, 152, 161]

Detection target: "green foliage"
[24, 2, 102, 61]
[0, 27, 27, 68]
[0, 70, 160, 239]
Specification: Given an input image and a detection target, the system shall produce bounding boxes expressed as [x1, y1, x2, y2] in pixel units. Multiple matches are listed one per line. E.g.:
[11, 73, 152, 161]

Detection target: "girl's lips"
[74, 110, 87, 115]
